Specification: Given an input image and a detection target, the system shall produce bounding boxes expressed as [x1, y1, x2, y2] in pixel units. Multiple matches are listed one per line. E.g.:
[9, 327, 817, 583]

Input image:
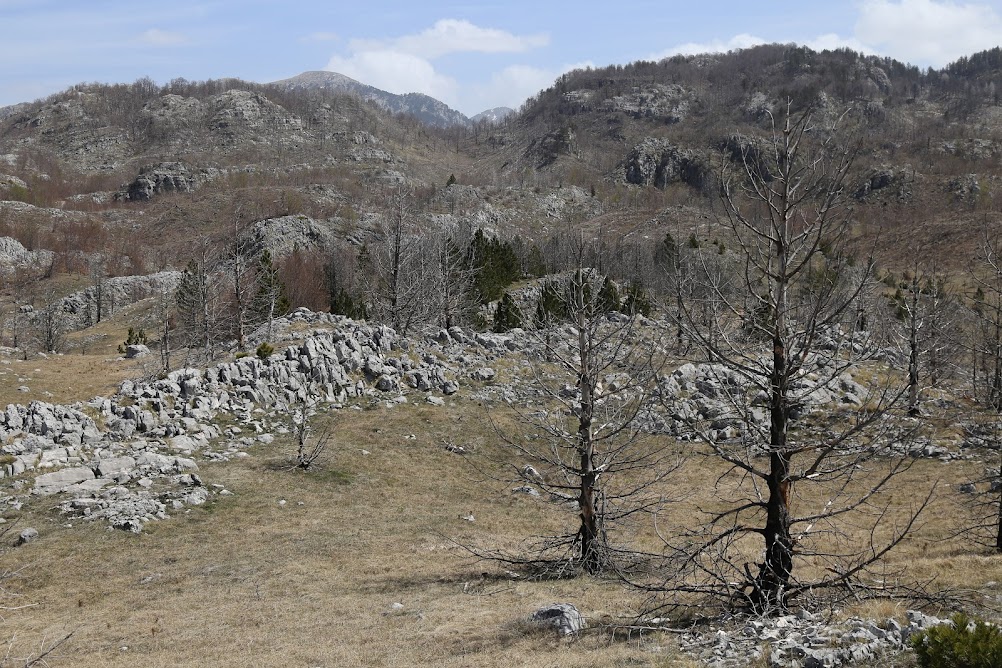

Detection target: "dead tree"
[648, 102, 929, 614]
[367, 187, 433, 334]
[488, 262, 675, 577]
[286, 393, 332, 470]
[880, 239, 963, 417]
[964, 228, 1002, 551]
[431, 227, 477, 329]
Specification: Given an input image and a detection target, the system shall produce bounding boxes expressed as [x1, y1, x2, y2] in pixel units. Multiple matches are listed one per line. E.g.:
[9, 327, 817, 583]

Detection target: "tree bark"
[576, 285, 601, 574]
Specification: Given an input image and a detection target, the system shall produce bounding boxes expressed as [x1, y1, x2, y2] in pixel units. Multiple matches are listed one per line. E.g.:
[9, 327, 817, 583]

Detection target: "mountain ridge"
[268, 70, 510, 128]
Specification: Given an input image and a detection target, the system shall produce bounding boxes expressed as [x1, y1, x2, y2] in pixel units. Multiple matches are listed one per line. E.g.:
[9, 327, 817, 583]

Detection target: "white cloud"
[649, 33, 768, 61]
[136, 28, 186, 47]
[468, 61, 594, 112]
[803, 33, 876, 55]
[325, 19, 553, 114]
[326, 50, 459, 104]
[349, 19, 548, 60]
[855, 0, 1002, 65]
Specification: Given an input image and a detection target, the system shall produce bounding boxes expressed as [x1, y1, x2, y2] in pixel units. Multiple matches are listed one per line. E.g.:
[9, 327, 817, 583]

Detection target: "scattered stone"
[529, 603, 586, 636]
[15, 527, 38, 545]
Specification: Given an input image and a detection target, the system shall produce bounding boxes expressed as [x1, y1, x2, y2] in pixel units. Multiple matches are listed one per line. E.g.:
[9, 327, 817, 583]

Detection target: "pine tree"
[535, 278, 568, 327]
[624, 280, 652, 316]
[467, 229, 522, 304]
[493, 291, 524, 333]
[597, 276, 620, 314]
[252, 250, 290, 341]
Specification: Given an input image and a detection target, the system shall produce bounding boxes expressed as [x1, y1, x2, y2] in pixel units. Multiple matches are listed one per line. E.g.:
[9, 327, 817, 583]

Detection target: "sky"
[2, 0, 1002, 116]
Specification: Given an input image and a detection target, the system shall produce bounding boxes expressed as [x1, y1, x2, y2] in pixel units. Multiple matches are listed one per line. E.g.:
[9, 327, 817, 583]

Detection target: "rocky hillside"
[0, 45, 998, 263]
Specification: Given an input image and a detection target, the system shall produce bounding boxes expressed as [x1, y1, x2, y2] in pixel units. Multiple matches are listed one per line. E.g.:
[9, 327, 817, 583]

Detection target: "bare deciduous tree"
[367, 188, 434, 334]
[487, 263, 674, 576]
[648, 101, 929, 614]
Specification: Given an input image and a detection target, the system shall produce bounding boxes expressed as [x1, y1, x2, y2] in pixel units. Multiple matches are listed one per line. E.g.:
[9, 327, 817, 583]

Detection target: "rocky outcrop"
[241, 215, 337, 259]
[947, 174, 981, 203]
[55, 271, 182, 329]
[0, 236, 54, 274]
[855, 167, 908, 201]
[528, 126, 576, 167]
[124, 162, 222, 201]
[207, 90, 305, 144]
[602, 84, 691, 123]
[0, 310, 470, 530]
[623, 138, 711, 191]
[719, 134, 773, 179]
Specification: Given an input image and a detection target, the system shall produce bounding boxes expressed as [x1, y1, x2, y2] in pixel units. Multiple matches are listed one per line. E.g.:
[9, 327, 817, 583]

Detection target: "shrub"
[911, 614, 1002, 668]
[256, 342, 275, 359]
[117, 326, 147, 353]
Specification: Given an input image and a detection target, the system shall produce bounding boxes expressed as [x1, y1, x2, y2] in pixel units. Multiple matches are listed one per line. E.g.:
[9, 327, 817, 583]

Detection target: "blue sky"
[2, 0, 1001, 115]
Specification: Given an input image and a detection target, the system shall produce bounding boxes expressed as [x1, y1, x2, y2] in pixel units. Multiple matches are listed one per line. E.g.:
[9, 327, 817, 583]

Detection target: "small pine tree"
[252, 250, 291, 340]
[493, 291, 524, 333]
[467, 230, 522, 304]
[624, 280, 652, 316]
[596, 276, 621, 313]
[331, 287, 368, 320]
[526, 244, 548, 278]
[535, 279, 568, 327]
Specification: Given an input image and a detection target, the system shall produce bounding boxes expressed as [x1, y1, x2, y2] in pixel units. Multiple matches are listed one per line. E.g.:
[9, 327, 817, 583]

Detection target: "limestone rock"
[34, 466, 96, 495]
[623, 138, 710, 190]
[16, 527, 38, 545]
[125, 344, 150, 359]
[529, 603, 586, 636]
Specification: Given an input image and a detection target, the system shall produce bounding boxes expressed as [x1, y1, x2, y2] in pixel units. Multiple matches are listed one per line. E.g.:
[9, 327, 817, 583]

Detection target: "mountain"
[471, 106, 515, 124]
[2, 44, 1002, 274]
[268, 70, 470, 128]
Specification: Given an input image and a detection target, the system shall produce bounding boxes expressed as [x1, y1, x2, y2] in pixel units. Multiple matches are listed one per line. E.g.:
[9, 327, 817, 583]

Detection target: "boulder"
[16, 527, 38, 545]
[96, 456, 137, 478]
[529, 603, 586, 636]
[125, 344, 150, 359]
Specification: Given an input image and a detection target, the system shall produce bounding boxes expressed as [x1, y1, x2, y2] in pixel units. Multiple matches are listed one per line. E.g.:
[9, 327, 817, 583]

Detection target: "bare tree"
[367, 187, 434, 333]
[649, 101, 928, 614]
[88, 254, 106, 326]
[488, 262, 674, 576]
[431, 227, 477, 329]
[227, 208, 257, 351]
[33, 298, 66, 354]
[158, 288, 172, 375]
[285, 393, 332, 470]
[889, 259, 961, 416]
[964, 228, 1002, 551]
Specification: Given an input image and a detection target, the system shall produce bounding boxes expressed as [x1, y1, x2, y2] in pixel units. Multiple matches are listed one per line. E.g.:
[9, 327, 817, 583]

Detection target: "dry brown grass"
[0, 350, 145, 406]
[0, 399, 690, 667]
[1, 369, 1001, 665]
